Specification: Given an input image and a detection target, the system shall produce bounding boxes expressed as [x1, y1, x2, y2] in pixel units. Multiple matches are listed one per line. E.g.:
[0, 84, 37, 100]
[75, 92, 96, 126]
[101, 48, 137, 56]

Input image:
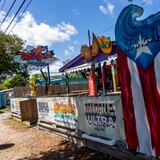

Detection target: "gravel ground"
[0, 112, 108, 160]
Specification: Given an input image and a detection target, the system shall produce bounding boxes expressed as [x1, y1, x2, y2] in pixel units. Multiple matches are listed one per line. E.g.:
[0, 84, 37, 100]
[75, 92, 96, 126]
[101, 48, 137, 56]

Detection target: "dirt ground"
[0, 112, 108, 160]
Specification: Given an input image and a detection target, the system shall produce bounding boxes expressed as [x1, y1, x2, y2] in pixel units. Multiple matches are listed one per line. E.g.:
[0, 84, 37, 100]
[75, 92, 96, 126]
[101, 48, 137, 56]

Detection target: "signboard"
[98, 36, 112, 54]
[14, 46, 59, 70]
[88, 72, 96, 96]
[53, 97, 77, 129]
[37, 98, 54, 122]
[76, 96, 125, 141]
[37, 97, 77, 129]
[10, 98, 28, 115]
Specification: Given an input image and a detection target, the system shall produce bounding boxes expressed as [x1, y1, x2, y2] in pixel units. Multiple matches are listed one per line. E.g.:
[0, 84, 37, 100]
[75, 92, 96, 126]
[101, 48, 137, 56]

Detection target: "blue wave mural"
[115, 4, 160, 69]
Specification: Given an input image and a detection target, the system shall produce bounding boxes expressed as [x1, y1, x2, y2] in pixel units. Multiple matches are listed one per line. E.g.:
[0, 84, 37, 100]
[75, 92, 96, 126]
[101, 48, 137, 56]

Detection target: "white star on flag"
[135, 35, 153, 60]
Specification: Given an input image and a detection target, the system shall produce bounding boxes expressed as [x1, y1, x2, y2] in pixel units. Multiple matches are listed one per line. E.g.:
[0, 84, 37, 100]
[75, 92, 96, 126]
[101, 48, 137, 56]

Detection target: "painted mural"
[77, 96, 125, 141]
[53, 97, 77, 129]
[38, 102, 49, 118]
[85, 102, 116, 131]
[37, 98, 55, 122]
[11, 100, 20, 115]
[115, 4, 160, 157]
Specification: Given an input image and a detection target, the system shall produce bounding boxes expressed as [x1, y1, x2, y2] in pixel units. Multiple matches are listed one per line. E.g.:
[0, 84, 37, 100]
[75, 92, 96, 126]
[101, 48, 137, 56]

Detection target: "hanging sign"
[115, 4, 160, 69]
[81, 44, 92, 60]
[98, 36, 112, 54]
[88, 70, 96, 96]
[91, 33, 99, 57]
[14, 46, 59, 70]
[81, 33, 99, 60]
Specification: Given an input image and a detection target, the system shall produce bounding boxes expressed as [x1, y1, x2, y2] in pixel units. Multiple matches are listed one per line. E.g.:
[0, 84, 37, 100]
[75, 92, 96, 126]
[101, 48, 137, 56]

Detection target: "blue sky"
[0, 0, 160, 71]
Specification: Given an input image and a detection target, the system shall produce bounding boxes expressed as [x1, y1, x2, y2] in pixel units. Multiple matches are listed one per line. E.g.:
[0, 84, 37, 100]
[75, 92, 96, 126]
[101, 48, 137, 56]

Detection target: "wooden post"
[47, 65, 51, 84]
[40, 69, 48, 95]
[88, 30, 91, 47]
[65, 73, 69, 94]
[111, 61, 117, 93]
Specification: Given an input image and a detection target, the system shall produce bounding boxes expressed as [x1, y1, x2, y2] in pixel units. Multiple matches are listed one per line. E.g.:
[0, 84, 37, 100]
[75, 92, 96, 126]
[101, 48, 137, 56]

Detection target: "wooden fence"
[13, 84, 88, 98]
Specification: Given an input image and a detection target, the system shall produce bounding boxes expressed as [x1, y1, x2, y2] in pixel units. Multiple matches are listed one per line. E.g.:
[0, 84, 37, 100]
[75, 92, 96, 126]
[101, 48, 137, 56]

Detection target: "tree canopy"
[0, 31, 29, 88]
[0, 31, 24, 76]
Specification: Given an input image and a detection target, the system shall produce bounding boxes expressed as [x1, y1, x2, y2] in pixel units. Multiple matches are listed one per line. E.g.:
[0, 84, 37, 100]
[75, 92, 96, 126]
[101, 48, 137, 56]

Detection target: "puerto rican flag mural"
[117, 46, 160, 157]
[115, 5, 160, 157]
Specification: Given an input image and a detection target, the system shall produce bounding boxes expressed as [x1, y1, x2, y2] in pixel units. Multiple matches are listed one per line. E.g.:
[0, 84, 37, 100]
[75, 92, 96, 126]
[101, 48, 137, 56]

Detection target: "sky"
[0, 0, 160, 72]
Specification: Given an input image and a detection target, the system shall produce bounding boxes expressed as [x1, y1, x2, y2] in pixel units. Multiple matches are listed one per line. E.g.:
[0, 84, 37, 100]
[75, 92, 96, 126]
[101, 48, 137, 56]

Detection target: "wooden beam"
[84, 139, 155, 160]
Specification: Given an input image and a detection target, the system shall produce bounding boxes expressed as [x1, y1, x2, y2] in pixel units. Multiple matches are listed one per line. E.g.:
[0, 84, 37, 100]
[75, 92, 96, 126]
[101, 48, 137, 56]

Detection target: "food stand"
[36, 36, 127, 155]
[10, 4, 160, 159]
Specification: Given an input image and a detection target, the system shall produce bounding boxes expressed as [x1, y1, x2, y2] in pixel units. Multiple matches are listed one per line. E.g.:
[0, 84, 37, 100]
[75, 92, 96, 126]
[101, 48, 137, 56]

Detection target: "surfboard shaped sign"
[115, 4, 160, 69]
[14, 46, 59, 70]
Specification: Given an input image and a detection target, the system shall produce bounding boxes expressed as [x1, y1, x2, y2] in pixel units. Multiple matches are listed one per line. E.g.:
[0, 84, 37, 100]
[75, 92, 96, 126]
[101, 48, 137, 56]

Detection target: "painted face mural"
[115, 4, 160, 69]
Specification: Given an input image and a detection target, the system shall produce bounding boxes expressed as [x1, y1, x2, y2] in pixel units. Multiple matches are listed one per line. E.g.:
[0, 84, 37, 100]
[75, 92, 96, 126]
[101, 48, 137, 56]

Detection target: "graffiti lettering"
[85, 102, 116, 130]
[126, 27, 160, 52]
[20, 51, 52, 61]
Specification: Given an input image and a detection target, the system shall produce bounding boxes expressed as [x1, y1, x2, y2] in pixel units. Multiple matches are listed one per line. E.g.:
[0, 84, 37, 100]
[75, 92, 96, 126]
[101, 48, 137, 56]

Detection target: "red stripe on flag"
[137, 64, 160, 156]
[117, 47, 139, 151]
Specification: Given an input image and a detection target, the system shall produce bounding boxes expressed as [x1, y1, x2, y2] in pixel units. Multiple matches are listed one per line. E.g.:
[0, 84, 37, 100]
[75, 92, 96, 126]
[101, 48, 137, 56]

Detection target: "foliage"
[0, 31, 24, 78]
[1, 73, 29, 89]
[68, 72, 83, 79]
[1, 77, 12, 89]
[0, 31, 30, 87]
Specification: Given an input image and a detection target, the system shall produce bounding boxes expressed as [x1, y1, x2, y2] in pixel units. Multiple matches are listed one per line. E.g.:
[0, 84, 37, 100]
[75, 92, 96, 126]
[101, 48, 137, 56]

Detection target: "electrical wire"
[98, 24, 115, 35]
[0, 0, 17, 29]
[3, 0, 27, 34]
[0, 0, 6, 12]
[8, 0, 32, 34]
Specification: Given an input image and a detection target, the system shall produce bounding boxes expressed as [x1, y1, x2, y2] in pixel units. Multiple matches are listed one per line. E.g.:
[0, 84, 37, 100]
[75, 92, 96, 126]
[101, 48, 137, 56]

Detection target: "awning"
[59, 42, 117, 73]
[64, 63, 91, 74]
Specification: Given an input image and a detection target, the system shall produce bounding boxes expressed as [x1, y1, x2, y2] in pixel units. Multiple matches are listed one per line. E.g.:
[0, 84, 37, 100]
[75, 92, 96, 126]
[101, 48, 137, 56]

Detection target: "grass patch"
[0, 106, 11, 113]
[7, 117, 28, 128]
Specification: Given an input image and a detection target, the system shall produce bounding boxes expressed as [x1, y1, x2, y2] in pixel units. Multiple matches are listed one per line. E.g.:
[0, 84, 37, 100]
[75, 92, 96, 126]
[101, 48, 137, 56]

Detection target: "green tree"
[0, 31, 29, 87]
[1, 73, 29, 89]
[0, 31, 24, 76]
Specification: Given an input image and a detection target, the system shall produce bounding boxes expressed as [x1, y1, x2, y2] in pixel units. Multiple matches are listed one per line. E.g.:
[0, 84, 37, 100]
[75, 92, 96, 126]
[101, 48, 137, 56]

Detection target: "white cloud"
[99, 2, 115, 15]
[73, 40, 80, 45]
[30, 61, 63, 75]
[68, 46, 75, 53]
[64, 49, 70, 56]
[73, 9, 80, 16]
[48, 61, 63, 73]
[99, 5, 108, 15]
[0, 11, 78, 47]
[64, 45, 77, 56]
[143, 0, 153, 4]
[108, 3, 114, 14]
